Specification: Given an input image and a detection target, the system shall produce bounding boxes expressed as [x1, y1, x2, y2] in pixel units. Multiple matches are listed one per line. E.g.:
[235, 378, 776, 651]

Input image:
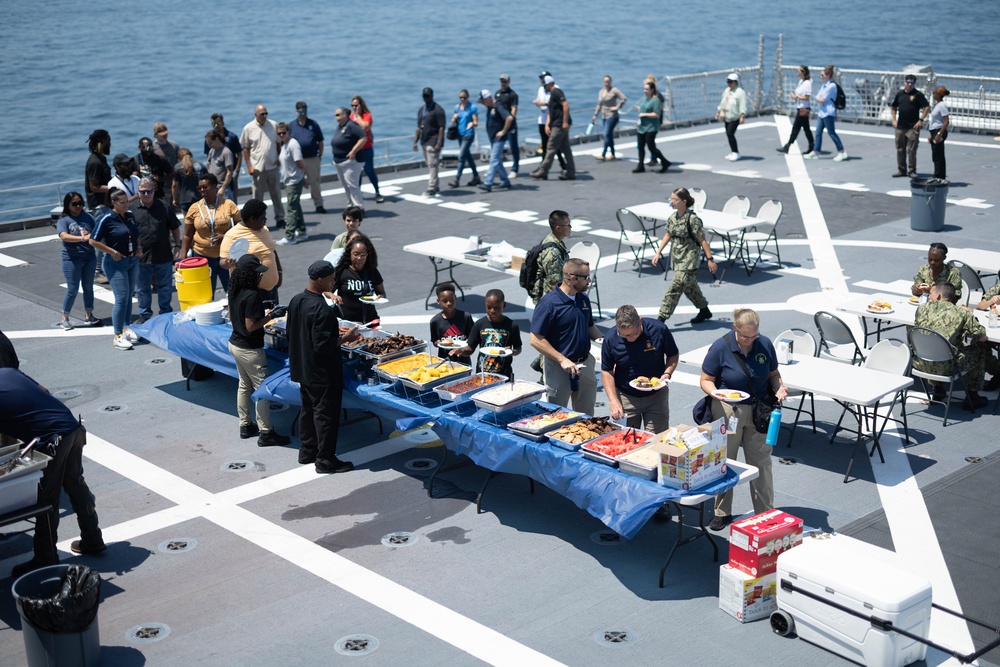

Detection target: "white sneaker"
[509, 171, 517, 180]
[730, 152, 741, 161]
[724, 152, 735, 161]
[113, 334, 133, 350]
[833, 152, 848, 162]
[803, 152, 819, 160]
[296, 230, 309, 240]
[276, 237, 297, 246]
[123, 327, 139, 342]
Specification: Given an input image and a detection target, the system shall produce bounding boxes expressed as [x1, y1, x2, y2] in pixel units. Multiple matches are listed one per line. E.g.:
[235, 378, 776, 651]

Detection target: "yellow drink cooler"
[174, 257, 213, 311]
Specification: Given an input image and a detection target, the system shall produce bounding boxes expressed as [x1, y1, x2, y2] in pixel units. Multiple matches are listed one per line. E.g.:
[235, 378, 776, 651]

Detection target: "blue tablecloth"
[133, 313, 740, 537]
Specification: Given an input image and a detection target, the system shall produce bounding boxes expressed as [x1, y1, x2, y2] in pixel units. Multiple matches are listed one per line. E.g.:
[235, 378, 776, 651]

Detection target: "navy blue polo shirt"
[702, 333, 777, 404]
[0, 368, 79, 441]
[288, 118, 324, 159]
[530, 288, 593, 362]
[601, 318, 679, 397]
[92, 210, 140, 256]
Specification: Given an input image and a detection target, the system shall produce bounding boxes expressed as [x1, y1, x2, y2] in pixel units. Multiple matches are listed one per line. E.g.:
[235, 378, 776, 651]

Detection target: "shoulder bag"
[727, 334, 777, 433]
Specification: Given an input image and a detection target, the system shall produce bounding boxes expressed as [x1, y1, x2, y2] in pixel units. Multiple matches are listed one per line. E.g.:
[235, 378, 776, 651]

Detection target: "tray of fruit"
[375, 353, 442, 380]
[581, 429, 654, 467]
[547, 417, 620, 451]
[433, 373, 508, 402]
[471, 381, 547, 413]
[397, 360, 471, 390]
[508, 409, 585, 436]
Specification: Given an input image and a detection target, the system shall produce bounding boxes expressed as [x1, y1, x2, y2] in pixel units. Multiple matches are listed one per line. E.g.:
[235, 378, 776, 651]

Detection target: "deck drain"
[404, 428, 439, 444]
[896, 232, 911, 237]
[221, 460, 254, 472]
[779, 457, 799, 465]
[144, 357, 171, 366]
[100, 404, 127, 413]
[52, 389, 81, 399]
[381, 531, 420, 548]
[786, 233, 804, 239]
[157, 538, 197, 554]
[404, 458, 438, 471]
[594, 629, 634, 647]
[127, 623, 170, 644]
[965, 456, 982, 464]
[590, 530, 623, 546]
[334, 634, 380, 656]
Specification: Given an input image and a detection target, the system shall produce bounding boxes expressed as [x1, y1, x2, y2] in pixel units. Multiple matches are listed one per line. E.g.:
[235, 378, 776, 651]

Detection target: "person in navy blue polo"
[289, 101, 326, 213]
[530, 257, 602, 414]
[600, 305, 679, 433]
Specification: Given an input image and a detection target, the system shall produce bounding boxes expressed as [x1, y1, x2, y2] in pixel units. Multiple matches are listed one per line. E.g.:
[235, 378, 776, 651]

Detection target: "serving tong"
[0, 438, 41, 475]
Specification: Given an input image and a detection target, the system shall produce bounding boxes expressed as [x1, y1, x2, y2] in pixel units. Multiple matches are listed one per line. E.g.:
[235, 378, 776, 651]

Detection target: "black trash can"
[910, 177, 950, 232]
[12, 564, 101, 667]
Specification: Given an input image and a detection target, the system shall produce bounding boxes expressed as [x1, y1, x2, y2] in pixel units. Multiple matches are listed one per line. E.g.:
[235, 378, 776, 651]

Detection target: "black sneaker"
[240, 423, 260, 439]
[984, 376, 1000, 392]
[375, 194, 385, 204]
[632, 166, 646, 173]
[708, 515, 731, 532]
[315, 459, 354, 474]
[653, 504, 672, 523]
[659, 161, 671, 173]
[690, 308, 713, 324]
[467, 177, 482, 187]
[70, 540, 107, 555]
[776, 145, 789, 154]
[298, 453, 317, 465]
[963, 394, 988, 411]
[258, 430, 291, 447]
[315, 206, 327, 214]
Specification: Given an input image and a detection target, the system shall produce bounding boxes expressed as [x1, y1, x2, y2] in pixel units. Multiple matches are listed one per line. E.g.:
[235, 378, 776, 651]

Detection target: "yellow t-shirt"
[184, 198, 241, 258]
[220, 224, 278, 291]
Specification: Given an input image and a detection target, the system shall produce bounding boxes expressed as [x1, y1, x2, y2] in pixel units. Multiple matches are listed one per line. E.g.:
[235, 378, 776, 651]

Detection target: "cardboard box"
[719, 564, 777, 623]
[510, 256, 526, 272]
[649, 418, 728, 491]
[729, 509, 803, 577]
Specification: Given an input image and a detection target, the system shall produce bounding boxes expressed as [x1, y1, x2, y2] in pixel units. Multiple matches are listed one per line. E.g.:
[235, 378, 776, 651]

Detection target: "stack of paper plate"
[190, 302, 225, 326]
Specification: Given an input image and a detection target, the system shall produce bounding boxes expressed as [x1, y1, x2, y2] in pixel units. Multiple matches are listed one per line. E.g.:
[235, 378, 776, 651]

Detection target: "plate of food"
[436, 337, 467, 350]
[629, 376, 668, 392]
[866, 300, 893, 314]
[360, 295, 388, 304]
[480, 347, 513, 357]
[712, 389, 750, 403]
[908, 296, 920, 305]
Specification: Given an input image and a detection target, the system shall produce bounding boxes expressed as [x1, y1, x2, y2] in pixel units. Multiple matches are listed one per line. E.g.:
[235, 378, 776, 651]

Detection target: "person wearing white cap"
[716, 73, 747, 161]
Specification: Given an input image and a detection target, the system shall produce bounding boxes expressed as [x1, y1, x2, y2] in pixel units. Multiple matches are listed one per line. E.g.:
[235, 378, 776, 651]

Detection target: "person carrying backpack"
[521, 210, 571, 375]
[804, 65, 848, 162]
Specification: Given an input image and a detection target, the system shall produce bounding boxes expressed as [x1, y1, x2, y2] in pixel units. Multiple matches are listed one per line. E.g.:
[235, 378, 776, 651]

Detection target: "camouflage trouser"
[916, 340, 996, 391]
[658, 270, 708, 320]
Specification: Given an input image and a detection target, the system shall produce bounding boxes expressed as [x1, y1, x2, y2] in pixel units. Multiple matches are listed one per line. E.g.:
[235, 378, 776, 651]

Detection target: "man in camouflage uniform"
[531, 210, 571, 304]
[911, 242, 962, 300]
[976, 283, 1000, 391]
[913, 283, 996, 410]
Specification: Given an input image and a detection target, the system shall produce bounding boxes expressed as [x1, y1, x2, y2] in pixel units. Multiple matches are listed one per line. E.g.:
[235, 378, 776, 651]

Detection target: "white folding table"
[403, 235, 519, 309]
[837, 292, 1000, 345]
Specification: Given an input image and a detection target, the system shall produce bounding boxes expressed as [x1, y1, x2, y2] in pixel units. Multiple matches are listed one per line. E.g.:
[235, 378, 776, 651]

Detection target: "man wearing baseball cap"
[890, 74, 930, 177]
[287, 260, 359, 473]
[531, 75, 576, 180]
[495, 75, 520, 177]
[477, 90, 514, 192]
[716, 73, 747, 161]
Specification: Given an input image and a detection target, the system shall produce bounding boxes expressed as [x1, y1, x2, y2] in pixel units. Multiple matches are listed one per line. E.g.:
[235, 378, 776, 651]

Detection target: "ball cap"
[542, 75, 555, 85]
[237, 254, 268, 274]
[478, 89, 493, 102]
[308, 260, 336, 280]
[727, 72, 740, 82]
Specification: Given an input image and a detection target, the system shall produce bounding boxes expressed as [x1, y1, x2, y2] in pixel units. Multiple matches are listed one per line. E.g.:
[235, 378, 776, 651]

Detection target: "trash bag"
[15, 565, 101, 633]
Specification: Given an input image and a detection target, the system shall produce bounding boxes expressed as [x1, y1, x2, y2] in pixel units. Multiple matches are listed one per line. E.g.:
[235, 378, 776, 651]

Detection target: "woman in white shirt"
[928, 86, 951, 179]
[777, 66, 814, 154]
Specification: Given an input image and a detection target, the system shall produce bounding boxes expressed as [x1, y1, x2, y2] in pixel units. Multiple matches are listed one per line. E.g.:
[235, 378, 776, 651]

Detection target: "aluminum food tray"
[433, 373, 508, 402]
[471, 381, 547, 414]
[548, 432, 606, 452]
[507, 409, 585, 435]
[372, 353, 439, 384]
[341, 328, 389, 356]
[508, 427, 550, 442]
[397, 361, 472, 391]
[0, 444, 52, 482]
[582, 431, 654, 467]
[357, 340, 428, 362]
[616, 444, 658, 480]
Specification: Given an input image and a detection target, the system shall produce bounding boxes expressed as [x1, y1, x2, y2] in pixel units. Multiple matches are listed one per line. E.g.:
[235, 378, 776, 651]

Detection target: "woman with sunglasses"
[56, 192, 101, 330]
[349, 96, 384, 204]
[448, 89, 481, 187]
[181, 173, 242, 293]
[330, 235, 385, 325]
[90, 188, 141, 349]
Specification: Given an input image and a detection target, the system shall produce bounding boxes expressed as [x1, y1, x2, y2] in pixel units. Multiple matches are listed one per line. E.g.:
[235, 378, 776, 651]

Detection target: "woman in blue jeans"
[350, 95, 385, 204]
[804, 65, 847, 161]
[90, 188, 141, 350]
[56, 192, 101, 330]
[448, 89, 481, 187]
[592, 75, 626, 160]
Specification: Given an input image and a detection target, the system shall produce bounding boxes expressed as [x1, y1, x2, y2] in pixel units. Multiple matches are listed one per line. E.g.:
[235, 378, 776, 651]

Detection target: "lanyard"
[200, 200, 217, 237]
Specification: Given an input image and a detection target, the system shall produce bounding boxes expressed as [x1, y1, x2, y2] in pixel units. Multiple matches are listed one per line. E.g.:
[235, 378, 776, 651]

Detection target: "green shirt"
[913, 264, 962, 299]
[666, 210, 706, 272]
[532, 232, 568, 303]
[637, 96, 662, 135]
[913, 300, 984, 375]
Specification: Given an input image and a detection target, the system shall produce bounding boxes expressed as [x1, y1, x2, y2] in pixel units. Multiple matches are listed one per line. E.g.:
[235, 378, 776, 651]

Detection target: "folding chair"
[832, 338, 912, 445]
[741, 200, 783, 274]
[690, 188, 707, 212]
[908, 326, 965, 427]
[569, 241, 601, 315]
[814, 311, 868, 365]
[947, 259, 985, 307]
[614, 208, 661, 278]
[708, 195, 751, 260]
[774, 328, 816, 446]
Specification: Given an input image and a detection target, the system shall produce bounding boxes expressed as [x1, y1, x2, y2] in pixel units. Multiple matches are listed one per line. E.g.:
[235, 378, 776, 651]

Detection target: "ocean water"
[0, 0, 997, 219]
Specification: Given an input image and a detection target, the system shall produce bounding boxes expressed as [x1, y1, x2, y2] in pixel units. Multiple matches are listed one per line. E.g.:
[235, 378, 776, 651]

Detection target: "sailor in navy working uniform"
[0, 367, 105, 577]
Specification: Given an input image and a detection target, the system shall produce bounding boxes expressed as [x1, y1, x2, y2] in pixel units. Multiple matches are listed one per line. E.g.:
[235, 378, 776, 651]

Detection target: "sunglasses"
[69, 200, 84, 206]
[138, 189, 153, 195]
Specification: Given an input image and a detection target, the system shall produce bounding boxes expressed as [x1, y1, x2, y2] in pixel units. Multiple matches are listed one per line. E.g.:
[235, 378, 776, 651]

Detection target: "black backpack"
[834, 82, 847, 110]
[519, 241, 566, 298]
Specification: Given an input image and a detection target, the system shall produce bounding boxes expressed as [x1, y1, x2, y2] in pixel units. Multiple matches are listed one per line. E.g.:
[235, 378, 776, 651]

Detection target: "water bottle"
[765, 408, 782, 446]
[569, 370, 580, 393]
[989, 308, 998, 329]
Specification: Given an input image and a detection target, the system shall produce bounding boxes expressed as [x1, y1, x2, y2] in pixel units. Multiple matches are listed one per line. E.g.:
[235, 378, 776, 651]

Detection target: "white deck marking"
[485, 210, 541, 223]
[0, 234, 60, 249]
[75, 434, 567, 667]
[0, 253, 28, 267]
[852, 279, 915, 295]
[57, 282, 125, 305]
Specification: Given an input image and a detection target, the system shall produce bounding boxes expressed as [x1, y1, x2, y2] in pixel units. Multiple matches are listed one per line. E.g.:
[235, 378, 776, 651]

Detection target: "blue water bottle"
[765, 408, 782, 446]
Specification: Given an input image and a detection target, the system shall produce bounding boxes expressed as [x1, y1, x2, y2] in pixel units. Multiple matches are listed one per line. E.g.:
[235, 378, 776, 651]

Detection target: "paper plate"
[228, 238, 249, 261]
[480, 347, 513, 357]
[712, 389, 750, 403]
[359, 296, 388, 304]
[629, 378, 668, 392]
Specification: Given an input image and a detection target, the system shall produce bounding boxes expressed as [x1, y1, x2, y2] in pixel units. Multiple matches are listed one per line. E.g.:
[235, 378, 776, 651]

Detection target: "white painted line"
[0, 234, 60, 249]
[438, 202, 491, 213]
[6, 327, 112, 339]
[817, 182, 870, 192]
[853, 279, 914, 295]
[58, 282, 123, 305]
[0, 253, 28, 267]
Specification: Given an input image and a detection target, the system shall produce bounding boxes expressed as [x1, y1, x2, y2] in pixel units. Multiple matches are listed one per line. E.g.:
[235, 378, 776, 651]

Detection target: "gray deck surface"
[1, 117, 999, 666]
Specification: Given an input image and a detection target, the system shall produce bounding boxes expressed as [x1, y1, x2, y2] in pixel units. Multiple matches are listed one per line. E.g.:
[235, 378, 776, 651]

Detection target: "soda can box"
[729, 509, 803, 577]
[718, 564, 777, 623]
[649, 418, 728, 491]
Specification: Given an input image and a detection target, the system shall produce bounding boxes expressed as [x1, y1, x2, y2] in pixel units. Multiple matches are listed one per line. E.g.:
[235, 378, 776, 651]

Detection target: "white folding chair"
[569, 241, 601, 315]
[614, 208, 661, 278]
[774, 328, 816, 446]
[690, 188, 707, 212]
[709, 195, 751, 259]
[908, 326, 965, 427]
[833, 338, 912, 445]
[741, 200, 783, 274]
[947, 259, 985, 307]
[815, 311, 868, 365]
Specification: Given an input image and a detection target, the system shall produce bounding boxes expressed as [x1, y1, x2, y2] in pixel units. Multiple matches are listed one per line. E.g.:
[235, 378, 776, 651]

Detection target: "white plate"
[866, 307, 894, 315]
[712, 389, 750, 403]
[629, 378, 668, 392]
[480, 347, 513, 357]
[436, 339, 467, 350]
[228, 238, 249, 261]
[359, 296, 388, 304]
[907, 297, 920, 306]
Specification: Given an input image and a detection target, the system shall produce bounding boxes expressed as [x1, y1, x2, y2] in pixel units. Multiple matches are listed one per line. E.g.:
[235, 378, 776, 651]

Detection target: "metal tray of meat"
[341, 328, 388, 356]
[507, 409, 585, 435]
[374, 352, 442, 382]
[355, 337, 428, 362]
[396, 360, 472, 391]
[471, 381, 547, 413]
[433, 373, 509, 402]
[581, 430, 654, 467]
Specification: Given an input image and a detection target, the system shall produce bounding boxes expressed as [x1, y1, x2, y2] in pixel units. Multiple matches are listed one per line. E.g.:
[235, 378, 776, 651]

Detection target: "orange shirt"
[184, 198, 241, 258]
